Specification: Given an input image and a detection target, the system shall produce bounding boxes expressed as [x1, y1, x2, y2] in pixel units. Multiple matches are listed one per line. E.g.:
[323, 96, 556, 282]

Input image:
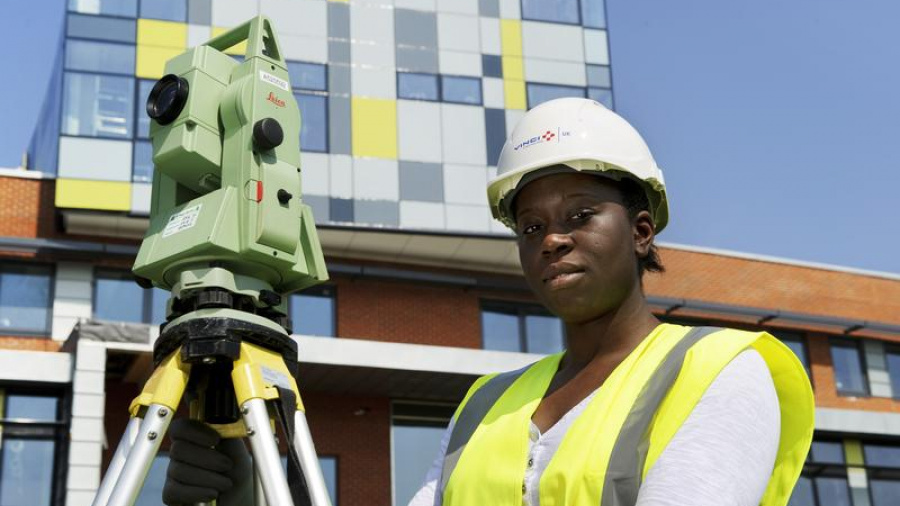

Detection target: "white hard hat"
[488, 97, 669, 232]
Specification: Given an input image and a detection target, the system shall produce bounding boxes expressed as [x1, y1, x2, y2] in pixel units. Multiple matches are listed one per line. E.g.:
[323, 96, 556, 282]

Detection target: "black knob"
[259, 290, 282, 307]
[277, 189, 292, 204]
[134, 276, 153, 289]
[253, 118, 283, 150]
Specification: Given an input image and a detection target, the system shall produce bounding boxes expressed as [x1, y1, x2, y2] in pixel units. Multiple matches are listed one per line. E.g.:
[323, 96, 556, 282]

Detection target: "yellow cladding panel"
[212, 26, 248, 56]
[844, 440, 864, 466]
[504, 80, 526, 110]
[137, 45, 183, 79]
[500, 19, 522, 57]
[56, 179, 131, 211]
[502, 56, 524, 80]
[351, 98, 398, 159]
[137, 19, 187, 49]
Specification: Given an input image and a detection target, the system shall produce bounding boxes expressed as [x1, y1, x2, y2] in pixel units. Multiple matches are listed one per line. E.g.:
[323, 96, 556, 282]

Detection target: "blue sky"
[1, 0, 898, 273]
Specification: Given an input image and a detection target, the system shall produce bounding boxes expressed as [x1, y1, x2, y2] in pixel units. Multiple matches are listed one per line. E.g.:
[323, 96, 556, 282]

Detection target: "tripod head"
[133, 16, 328, 335]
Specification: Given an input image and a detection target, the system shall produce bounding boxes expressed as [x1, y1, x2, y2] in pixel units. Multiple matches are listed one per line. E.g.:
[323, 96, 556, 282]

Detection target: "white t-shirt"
[408, 349, 781, 506]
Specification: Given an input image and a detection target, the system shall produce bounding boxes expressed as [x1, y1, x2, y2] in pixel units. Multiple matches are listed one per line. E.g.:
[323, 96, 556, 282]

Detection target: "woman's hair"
[618, 177, 665, 277]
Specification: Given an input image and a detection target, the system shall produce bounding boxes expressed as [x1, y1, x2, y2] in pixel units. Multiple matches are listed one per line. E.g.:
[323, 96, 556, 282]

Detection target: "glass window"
[885, 345, 900, 399]
[871, 479, 900, 506]
[776, 332, 810, 376]
[481, 302, 565, 354]
[296, 93, 328, 153]
[68, 0, 137, 17]
[0, 264, 52, 334]
[93, 270, 165, 324]
[810, 441, 845, 464]
[587, 87, 613, 109]
[289, 286, 336, 337]
[527, 82, 585, 109]
[481, 310, 520, 352]
[288, 61, 327, 91]
[63, 72, 135, 138]
[137, 79, 155, 139]
[830, 338, 868, 396]
[65, 40, 135, 75]
[0, 439, 55, 506]
[398, 73, 439, 101]
[139, 0, 186, 22]
[441, 76, 482, 105]
[392, 403, 454, 506]
[133, 140, 154, 182]
[0, 390, 63, 506]
[581, 0, 606, 28]
[281, 456, 338, 504]
[865, 444, 900, 469]
[525, 314, 564, 355]
[814, 477, 851, 506]
[522, 0, 580, 24]
[787, 475, 814, 506]
[135, 454, 169, 506]
[5, 395, 58, 421]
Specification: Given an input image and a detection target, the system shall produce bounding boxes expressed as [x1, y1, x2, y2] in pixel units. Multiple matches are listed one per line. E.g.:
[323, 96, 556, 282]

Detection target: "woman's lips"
[545, 270, 585, 290]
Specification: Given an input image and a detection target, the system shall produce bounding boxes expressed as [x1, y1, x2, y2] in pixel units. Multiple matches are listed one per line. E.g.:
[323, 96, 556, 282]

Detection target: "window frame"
[520, 0, 582, 26]
[397, 71, 441, 102]
[829, 337, 870, 397]
[61, 70, 137, 141]
[286, 60, 330, 153]
[480, 300, 565, 354]
[440, 75, 483, 105]
[883, 343, 900, 401]
[774, 331, 811, 378]
[0, 262, 55, 337]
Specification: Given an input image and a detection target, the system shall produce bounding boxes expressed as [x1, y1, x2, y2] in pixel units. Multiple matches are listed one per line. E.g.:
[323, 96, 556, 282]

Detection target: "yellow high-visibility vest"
[441, 324, 814, 506]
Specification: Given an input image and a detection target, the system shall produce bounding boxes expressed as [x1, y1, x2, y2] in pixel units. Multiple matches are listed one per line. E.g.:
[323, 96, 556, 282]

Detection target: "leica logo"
[267, 92, 285, 108]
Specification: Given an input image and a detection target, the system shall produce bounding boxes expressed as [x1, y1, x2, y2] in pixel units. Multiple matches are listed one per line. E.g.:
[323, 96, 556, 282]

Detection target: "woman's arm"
[636, 349, 782, 506]
[407, 418, 455, 506]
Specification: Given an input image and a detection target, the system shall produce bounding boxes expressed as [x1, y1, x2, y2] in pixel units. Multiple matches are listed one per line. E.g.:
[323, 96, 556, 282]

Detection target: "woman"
[409, 98, 814, 505]
[161, 98, 814, 506]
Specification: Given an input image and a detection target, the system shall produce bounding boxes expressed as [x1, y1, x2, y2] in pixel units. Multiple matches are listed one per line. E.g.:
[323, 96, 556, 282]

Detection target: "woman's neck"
[561, 285, 660, 371]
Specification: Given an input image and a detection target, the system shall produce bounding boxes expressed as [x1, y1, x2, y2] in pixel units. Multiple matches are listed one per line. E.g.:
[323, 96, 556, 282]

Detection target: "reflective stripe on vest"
[440, 324, 815, 506]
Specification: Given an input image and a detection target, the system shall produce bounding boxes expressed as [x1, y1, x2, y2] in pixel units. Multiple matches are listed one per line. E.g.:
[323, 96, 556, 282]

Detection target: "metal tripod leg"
[242, 397, 295, 506]
[292, 411, 333, 506]
[104, 404, 174, 506]
[92, 417, 142, 506]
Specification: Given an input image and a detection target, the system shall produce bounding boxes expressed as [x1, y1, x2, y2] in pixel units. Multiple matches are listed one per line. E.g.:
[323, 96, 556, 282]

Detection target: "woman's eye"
[571, 209, 594, 221]
[521, 224, 540, 235]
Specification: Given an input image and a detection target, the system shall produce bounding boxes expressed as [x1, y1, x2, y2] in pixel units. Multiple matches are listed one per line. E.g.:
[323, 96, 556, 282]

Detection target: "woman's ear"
[633, 210, 655, 259]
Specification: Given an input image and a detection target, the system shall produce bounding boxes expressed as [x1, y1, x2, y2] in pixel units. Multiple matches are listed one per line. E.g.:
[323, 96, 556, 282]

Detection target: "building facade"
[1, 1, 899, 506]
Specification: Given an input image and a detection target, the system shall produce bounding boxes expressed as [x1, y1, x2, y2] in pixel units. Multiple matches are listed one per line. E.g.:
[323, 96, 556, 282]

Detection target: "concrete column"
[65, 340, 107, 506]
[863, 340, 893, 398]
[844, 439, 871, 506]
[52, 262, 93, 341]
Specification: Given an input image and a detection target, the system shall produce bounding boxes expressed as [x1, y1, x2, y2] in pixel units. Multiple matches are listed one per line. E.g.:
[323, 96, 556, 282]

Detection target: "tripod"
[91, 312, 333, 506]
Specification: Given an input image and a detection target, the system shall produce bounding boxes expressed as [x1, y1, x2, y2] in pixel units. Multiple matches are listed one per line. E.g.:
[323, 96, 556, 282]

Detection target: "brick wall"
[0, 175, 56, 238]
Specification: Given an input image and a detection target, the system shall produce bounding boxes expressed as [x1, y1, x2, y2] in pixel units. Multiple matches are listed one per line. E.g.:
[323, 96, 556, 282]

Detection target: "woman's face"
[514, 172, 650, 324]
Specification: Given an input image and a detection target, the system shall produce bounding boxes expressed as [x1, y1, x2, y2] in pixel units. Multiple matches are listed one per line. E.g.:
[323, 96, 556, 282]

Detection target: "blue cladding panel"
[484, 108, 506, 166]
[482, 54, 503, 78]
[140, 0, 187, 22]
[67, 14, 136, 43]
[581, 0, 606, 28]
[68, 0, 137, 18]
[527, 82, 585, 109]
[133, 140, 153, 182]
[296, 93, 328, 153]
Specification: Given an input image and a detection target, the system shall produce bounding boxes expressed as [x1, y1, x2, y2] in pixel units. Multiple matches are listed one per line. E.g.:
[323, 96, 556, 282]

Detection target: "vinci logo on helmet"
[512, 128, 571, 151]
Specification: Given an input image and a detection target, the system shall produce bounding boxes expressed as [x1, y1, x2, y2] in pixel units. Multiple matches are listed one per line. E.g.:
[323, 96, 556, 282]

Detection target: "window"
[289, 285, 336, 337]
[0, 390, 66, 506]
[68, 0, 137, 17]
[136, 79, 155, 139]
[865, 443, 900, 506]
[392, 402, 455, 506]
[63, 72, 135, 139]
[296, 93, 328, 152]
[287, 61, 328, 153]
[0, 263, 52, 335]
[581, 0, 606, 28]
[885, 345, 900, 399]
[587, 87, 614, 109]
[830, 338, 869, 396]
[93, 270, 168, 324]
[481, 301, 565, 354]
[788, 440, 852, 506]
[65, 40, 135, 76]
[776, 332, 810, 377]
[398, 72, 439, 101]
[133, 140, 154, 182]
[139, 0, 186, 22]
[522, 0, 580, 25]
[441, 76, 482, 105]
[526, 82, 586, 109]
[280, 455, 338, 504]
